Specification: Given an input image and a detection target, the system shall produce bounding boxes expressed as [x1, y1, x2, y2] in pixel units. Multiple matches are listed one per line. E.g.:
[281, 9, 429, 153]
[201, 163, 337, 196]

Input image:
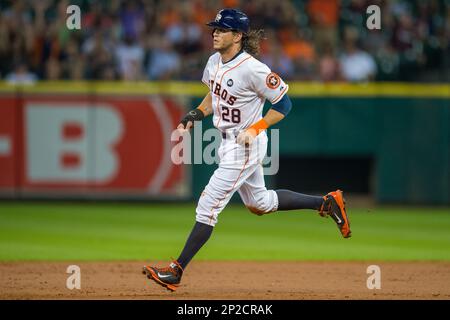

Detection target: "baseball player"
[143, 9, 351, 292]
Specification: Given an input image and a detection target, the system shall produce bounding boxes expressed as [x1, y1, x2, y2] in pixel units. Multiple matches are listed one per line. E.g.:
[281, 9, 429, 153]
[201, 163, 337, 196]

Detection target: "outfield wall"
[0, 81, 448, 204]
[0, 83, 189, 200]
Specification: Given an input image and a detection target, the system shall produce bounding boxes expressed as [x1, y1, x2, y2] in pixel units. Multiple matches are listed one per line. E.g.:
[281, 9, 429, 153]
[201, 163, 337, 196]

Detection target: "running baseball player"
[143, 8, 351, 292]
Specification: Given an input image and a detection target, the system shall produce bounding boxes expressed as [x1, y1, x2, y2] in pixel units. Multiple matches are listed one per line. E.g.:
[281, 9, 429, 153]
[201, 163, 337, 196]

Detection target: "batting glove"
[177, 108, 205, 131]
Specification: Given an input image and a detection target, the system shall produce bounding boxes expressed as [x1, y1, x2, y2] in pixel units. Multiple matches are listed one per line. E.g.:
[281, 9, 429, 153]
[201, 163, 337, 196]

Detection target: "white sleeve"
[249, 62, 289, 104]
[201, 58, 211, 89]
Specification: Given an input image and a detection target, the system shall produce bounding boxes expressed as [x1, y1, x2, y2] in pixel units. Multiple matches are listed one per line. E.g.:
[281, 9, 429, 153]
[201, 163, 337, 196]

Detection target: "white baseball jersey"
[202, 51, 289, 133]
[195, 51, 287, 227]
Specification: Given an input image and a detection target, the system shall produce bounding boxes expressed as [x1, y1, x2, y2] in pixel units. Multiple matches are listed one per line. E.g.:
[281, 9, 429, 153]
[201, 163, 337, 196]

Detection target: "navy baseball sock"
[275, 189, 324, 211]
[177, 221, 213, 270]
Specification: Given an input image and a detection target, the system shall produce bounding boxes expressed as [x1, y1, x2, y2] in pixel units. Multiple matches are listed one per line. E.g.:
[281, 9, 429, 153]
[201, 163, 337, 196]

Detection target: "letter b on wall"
[25, 103, 123, 184]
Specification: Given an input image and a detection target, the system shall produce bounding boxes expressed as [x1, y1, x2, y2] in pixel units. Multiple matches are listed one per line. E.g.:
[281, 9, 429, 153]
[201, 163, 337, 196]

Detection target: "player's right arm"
[177, 92, 212, 131]
[197, 91, 213, 117]
[177, 53, 216, 131]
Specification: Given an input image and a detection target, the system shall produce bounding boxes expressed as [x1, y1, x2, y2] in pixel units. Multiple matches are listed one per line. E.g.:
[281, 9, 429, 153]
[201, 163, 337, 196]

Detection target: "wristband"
[180, 108, 205, 128]
[248, 119, 269, 136]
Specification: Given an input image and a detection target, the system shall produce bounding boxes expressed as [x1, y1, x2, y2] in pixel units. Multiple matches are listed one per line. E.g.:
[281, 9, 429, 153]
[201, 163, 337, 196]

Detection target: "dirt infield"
[1, 261, 449, 300]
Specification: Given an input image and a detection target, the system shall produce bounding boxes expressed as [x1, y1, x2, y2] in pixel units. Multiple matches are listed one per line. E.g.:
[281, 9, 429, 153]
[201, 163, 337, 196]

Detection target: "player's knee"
[196, 206, 217, 226]
[246, 205, 268, 216]
[196, 190, 218, 226]
[245, 194, 271, 216]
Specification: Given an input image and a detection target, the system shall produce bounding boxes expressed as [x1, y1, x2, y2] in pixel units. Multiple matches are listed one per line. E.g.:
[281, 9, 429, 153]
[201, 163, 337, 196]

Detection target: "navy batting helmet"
[206, 9, 250, 33]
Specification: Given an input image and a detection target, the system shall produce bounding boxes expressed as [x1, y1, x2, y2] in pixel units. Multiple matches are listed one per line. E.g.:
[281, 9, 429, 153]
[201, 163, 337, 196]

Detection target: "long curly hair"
[240, 29, 265, 56]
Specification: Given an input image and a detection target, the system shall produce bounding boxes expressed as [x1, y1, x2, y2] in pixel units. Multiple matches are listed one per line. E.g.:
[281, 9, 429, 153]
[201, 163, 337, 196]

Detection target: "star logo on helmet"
[215, 13, 222, 22]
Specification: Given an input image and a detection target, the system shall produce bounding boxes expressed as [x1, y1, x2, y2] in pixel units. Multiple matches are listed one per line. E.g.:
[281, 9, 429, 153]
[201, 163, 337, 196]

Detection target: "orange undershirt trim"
[272, 85, 288, 104]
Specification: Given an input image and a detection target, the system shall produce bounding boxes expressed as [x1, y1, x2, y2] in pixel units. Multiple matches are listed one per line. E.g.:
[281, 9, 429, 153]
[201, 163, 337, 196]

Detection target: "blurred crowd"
[0, 0, 449, 84]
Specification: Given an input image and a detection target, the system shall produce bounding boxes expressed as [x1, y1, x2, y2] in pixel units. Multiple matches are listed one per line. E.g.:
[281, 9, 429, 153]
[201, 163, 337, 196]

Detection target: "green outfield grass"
[0, 202, 449, 261]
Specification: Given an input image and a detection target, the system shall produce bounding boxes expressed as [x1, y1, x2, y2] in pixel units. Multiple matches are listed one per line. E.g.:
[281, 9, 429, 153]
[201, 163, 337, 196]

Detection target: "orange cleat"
[142, 260, 183, 292]
[319, 190, 352, 238]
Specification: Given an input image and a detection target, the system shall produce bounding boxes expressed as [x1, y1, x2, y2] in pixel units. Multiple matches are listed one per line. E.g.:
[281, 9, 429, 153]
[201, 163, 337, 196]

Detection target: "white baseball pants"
[196, 131, 278, 226]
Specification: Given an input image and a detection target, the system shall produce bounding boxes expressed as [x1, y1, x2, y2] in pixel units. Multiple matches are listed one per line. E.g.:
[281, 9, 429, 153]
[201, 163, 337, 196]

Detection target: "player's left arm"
[237, 94, 292, 146]
[262, 93, 292, 126]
